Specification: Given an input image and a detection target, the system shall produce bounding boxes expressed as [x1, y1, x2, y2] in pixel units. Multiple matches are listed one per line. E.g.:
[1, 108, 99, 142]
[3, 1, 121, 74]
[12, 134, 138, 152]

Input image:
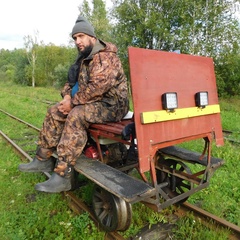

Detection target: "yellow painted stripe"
[141, 104, 220, 124]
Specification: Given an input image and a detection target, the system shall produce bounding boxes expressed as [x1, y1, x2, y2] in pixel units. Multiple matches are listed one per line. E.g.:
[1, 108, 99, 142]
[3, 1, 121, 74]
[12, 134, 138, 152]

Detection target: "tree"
[24, 31, 39, 87]
[35, 44, 76, 87]
[0, 49, 14, 82]
[13, 49, 29, 85]
[53, 63, 70, 89]
[215, 43, 240, 96]
[77, 0, 113, 41]
[0, 48, 29, 84]
[112, 0, 239, 55]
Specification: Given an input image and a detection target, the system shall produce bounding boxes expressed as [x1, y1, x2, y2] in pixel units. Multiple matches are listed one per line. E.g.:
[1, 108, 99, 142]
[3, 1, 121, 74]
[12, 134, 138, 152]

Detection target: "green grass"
[0, 80, 239, 239]
[172, 213, 230, 240]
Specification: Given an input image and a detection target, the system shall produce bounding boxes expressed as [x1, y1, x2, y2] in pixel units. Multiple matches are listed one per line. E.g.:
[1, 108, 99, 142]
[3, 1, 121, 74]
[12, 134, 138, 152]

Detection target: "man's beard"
[79, 44, 93, 57]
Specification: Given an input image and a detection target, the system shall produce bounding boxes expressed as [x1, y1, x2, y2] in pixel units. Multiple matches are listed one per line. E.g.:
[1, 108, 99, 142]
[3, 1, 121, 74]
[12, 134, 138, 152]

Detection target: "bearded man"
[19, 16, 129, 193]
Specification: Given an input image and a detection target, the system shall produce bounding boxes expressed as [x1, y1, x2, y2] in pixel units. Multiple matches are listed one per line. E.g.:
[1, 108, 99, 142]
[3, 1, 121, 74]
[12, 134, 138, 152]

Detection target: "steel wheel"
[92, 185, 132, 232]
[156, 158, 193, 202]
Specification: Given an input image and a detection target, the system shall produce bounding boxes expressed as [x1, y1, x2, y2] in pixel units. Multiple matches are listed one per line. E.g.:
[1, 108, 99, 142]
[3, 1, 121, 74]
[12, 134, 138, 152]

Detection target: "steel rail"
[222, 129, 240, 135]
[222, 129, 240, 145]
[0, 127, 125, 240]
[1, 109, 240, 239]
[179, 202, 240, 240]
[0, 130, 33, 161]
[0, 108, 40, 131]
[224, 137, 240, 145]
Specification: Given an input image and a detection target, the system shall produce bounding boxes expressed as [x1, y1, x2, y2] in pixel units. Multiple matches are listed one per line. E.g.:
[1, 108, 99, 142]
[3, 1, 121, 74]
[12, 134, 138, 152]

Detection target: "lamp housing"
[162, 92, 178, 111]
[195, 91, 209, 108]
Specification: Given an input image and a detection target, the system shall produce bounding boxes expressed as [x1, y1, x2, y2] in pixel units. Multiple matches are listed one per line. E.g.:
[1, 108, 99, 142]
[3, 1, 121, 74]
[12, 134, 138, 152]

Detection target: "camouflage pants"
[38, 102, 126, 176]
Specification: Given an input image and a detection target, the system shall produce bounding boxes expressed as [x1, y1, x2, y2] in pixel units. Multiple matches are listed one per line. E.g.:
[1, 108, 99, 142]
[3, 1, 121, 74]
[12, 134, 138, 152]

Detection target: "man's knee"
[68, 105, 85, 119]
[66, 105, 89, 128]
[47, 103, 59, 114]
[47, 103, 68, 121]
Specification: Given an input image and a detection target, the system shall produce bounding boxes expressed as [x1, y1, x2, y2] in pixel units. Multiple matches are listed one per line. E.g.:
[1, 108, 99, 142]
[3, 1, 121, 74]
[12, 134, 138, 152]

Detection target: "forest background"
[0, 0, 240, 97]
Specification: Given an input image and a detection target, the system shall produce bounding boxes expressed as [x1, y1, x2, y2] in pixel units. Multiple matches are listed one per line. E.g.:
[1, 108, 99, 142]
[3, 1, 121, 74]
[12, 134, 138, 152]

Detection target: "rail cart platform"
[74, 47, 224, 232]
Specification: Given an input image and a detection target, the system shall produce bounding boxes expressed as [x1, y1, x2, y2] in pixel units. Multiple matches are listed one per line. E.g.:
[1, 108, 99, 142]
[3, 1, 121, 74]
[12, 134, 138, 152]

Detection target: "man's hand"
[58, 95, 73, 115]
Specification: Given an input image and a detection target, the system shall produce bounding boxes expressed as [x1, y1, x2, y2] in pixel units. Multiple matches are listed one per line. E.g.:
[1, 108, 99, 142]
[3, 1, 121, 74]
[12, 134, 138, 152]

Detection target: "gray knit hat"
[71, 16, 96, 38]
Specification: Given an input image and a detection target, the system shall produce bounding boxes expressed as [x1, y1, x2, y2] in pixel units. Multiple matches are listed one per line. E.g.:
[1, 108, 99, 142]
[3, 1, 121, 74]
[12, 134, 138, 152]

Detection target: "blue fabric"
[71, 82, 79, 97]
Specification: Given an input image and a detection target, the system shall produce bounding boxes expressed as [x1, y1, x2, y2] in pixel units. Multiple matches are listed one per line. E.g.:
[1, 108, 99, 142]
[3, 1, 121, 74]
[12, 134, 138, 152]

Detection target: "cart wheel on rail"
[92, 185, 132, 232]
[156, 158, 193, 203]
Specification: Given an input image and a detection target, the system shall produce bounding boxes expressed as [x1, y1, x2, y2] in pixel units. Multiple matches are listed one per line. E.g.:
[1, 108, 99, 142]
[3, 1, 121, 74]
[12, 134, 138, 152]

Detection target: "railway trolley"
[74, 47, 225, 232]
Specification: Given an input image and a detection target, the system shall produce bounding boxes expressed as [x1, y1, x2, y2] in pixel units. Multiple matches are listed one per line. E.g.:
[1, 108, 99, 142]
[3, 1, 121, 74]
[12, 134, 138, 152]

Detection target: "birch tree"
[24, 30, 39, 87]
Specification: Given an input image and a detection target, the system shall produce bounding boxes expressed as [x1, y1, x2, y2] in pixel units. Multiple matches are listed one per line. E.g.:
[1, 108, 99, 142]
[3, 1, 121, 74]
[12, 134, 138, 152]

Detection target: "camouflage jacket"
[61, 40, 129, 115]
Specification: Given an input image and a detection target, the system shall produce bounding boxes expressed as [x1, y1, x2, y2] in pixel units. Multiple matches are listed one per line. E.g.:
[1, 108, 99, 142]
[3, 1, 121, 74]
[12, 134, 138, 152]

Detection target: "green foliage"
[12, 49, 29, 85]
[122, 203, 169, 238]
[53, 63, 70, 89]
[215, 48, 240, 96]
[71, 213, 104, 240]
[0, 49, 28, 84]
[31, 45, 77, 87]
[219, 97, 240, 131]
[173, 213, 229, 240]
[112, 0, 239, 55]
[0, 44, 77, 88]
[78, 0, 113, 42]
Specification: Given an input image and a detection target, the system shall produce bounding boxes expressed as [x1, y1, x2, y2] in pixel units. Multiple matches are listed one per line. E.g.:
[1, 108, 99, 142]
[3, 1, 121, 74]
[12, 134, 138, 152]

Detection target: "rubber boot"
[18, 157, 55, 173]
[34, 173, 71, 193]
[34, 167, 76, 193]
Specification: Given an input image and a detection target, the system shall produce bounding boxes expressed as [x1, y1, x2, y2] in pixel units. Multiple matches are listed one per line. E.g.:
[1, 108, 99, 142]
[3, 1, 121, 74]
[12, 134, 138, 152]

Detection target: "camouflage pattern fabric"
[37, 40, 129, 176]
[61, 40, 128, 110]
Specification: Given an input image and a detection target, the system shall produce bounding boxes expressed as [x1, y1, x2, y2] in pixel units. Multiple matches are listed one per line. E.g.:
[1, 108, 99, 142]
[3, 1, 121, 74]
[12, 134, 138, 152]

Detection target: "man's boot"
[34, 166, 76, 193]
[18, 157, 55, 172]
[18, 147, 54, 172]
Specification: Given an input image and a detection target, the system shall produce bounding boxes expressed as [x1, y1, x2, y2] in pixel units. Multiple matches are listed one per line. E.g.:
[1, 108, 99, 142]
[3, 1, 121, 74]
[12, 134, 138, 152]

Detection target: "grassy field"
[0, 81, 239, 239]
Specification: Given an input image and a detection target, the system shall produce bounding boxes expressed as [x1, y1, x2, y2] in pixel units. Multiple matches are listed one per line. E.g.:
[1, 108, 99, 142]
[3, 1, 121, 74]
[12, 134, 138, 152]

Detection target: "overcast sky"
[0, 0, 112, 50]
[0, 1, 239, 51]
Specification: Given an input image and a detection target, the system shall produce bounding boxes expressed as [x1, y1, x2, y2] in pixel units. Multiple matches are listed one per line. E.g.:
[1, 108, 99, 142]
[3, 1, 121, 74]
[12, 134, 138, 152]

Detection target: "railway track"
[0, 109, 125, 240]
[222, 129, 240, 145]
[0, 108, 240, 239]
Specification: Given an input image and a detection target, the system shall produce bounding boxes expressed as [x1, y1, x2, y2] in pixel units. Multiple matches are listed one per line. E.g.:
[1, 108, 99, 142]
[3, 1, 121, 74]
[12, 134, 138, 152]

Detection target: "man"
[18, 16, 129, 193]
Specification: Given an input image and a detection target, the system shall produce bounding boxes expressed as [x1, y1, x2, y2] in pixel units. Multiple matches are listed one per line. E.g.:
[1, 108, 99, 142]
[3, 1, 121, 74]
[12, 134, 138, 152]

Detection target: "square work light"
[162, 92, 178, 111]
[195, 91, 209, 108]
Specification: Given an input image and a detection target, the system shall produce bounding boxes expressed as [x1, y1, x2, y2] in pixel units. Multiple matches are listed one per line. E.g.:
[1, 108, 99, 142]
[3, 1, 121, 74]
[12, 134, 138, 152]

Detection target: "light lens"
[195, 91, 208, 107]
[162, 92, 178, 110]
